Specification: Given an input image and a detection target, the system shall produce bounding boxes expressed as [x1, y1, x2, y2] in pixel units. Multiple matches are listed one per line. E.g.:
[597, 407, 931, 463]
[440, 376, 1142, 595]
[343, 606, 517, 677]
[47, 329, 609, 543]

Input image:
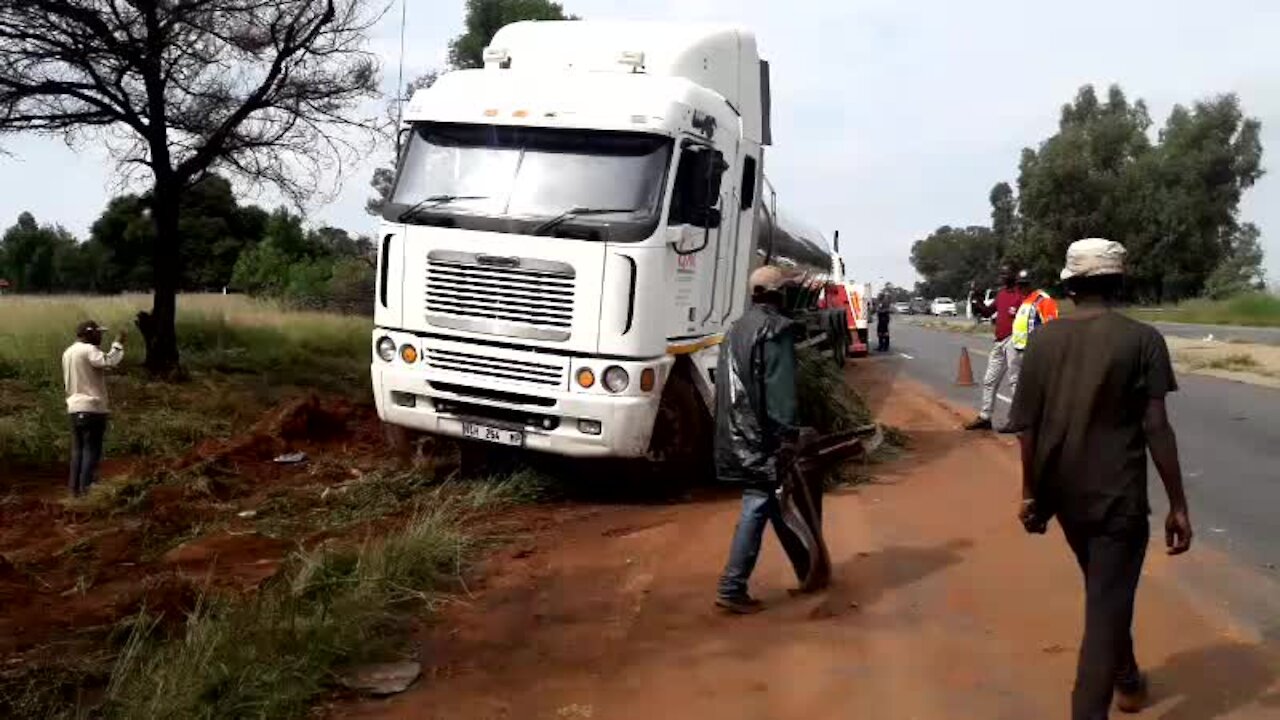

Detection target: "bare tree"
[0, 0, 383, 373]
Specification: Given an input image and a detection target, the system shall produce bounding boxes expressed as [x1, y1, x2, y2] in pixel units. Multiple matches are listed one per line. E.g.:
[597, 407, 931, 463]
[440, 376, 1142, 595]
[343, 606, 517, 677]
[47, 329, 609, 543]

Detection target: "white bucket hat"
[1061, 238, 1126, 280]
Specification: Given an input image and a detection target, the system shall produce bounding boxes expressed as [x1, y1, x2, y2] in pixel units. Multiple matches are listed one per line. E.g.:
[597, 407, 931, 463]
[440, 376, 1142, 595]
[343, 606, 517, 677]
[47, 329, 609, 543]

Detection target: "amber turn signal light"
[399, 344, 419, 363]
[640, 368, 656, 392]
[575, 367, 595, 388]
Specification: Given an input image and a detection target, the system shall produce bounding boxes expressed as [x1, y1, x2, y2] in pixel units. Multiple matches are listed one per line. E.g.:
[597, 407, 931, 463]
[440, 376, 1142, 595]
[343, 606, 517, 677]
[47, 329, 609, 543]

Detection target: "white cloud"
[2, 0, 1278, 288]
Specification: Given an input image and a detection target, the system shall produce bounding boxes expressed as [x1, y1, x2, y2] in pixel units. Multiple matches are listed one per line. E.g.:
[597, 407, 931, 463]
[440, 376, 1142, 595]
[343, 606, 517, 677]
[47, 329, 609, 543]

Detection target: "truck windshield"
[385, 123, 673, 242]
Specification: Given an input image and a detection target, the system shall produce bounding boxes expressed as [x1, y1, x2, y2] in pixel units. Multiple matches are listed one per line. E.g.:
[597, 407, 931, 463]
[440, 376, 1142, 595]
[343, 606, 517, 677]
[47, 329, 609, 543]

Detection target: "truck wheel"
[647, 365, 713, 484]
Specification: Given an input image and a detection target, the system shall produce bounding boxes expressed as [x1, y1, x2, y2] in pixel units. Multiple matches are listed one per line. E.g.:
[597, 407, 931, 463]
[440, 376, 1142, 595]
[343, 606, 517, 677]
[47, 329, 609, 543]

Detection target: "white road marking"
[997, 394, 1013, 404]
[898, 353, 915, 360]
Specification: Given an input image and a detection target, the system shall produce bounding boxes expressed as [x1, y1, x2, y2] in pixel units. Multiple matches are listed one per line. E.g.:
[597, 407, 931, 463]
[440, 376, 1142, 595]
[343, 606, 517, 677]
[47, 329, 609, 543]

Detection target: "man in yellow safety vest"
[1011, 273, 1060, 353]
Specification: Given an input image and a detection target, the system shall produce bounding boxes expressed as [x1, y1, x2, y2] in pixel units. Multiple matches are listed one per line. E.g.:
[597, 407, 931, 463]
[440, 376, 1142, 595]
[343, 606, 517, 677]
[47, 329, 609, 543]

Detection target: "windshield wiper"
[532, 207, 638, 236]
[396, 194, 489, 223]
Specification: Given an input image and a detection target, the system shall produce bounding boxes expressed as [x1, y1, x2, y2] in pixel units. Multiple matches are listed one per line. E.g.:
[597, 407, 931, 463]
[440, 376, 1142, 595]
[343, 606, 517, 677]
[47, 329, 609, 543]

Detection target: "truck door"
[667, 141, 729, 337]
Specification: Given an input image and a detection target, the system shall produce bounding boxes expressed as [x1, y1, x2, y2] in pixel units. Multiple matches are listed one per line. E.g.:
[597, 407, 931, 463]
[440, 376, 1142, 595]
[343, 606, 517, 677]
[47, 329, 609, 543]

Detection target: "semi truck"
[371, 21, 839, 466]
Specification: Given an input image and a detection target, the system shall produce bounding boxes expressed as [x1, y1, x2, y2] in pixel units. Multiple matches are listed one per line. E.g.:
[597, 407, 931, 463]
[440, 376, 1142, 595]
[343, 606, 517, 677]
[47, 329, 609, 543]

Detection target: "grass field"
[0, 294, 565, 719]
[1128, 292, 1280, 327]
[0, 293, 372, 468]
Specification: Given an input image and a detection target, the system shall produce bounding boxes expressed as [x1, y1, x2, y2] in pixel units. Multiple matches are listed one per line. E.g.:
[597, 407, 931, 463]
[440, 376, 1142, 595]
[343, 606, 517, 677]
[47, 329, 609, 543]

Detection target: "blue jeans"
[718, 488, 787, 599]
[69, 412, 107, 496]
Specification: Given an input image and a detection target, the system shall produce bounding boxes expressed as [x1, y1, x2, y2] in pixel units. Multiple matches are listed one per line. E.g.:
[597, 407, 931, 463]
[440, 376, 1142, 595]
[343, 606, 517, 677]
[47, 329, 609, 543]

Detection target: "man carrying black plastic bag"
[713, 265, 829, 613]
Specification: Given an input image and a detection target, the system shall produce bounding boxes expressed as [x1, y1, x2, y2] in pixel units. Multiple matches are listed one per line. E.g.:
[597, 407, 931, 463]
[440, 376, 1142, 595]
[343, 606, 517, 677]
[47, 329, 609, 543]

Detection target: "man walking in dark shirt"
[1008, 238, 1193, 720]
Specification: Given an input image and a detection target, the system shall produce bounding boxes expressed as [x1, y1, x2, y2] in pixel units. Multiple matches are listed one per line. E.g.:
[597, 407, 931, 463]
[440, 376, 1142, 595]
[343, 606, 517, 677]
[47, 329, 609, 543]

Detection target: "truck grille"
[425, 250, 575, 341]
[424, 346, 566, 388]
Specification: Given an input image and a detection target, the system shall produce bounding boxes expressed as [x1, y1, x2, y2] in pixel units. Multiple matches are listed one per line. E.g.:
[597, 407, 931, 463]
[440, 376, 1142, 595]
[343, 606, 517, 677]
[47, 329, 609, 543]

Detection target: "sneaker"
[715, 595, 764, 614]
[1114, 673, 1149, 714]
[995, 423, 1018, 434]
[964, 417, 993, 431]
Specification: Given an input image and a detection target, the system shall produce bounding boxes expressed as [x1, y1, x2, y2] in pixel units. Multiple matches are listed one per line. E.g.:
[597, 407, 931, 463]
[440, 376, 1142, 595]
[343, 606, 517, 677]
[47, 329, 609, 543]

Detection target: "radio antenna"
[395, 0, 407, 129]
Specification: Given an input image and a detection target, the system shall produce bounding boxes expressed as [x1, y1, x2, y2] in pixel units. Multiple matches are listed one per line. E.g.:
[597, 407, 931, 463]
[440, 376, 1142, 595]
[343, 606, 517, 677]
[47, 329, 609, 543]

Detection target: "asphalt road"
[882, 320, 1280, 629]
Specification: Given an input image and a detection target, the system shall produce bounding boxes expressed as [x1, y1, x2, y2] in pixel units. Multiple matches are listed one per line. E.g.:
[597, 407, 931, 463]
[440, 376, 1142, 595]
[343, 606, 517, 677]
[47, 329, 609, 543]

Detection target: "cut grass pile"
[0, 294, 372, 467]
[798, 349, 872, 433]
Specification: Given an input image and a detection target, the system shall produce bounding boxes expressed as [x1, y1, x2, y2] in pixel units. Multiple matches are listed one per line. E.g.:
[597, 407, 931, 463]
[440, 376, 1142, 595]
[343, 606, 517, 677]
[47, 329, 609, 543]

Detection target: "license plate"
[461, 421, 524, 447]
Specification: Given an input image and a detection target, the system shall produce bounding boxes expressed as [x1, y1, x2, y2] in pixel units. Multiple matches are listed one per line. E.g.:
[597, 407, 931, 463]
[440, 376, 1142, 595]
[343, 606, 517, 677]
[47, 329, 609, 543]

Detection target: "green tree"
[1204, 223, 1266, 299]
[989, 181, 1017, 260]
[1004, 84, 1264, 300]
[0, 212, 81, 292]
[909, 225, 1000, 299]
[449, 0, 577, 70]
[89, 176, 270, 293]
[231, 209, 374, 312]
[1015, 85, 1155, 286]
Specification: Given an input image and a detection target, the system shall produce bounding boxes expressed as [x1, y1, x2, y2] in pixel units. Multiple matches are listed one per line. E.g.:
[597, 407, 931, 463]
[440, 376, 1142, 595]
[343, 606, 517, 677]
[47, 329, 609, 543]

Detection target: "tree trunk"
[140, 180, 182, 375]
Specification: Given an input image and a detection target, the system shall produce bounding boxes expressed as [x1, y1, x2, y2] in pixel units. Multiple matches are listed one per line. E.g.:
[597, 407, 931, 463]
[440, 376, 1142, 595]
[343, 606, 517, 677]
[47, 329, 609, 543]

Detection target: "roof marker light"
[483, 47, 510, 67]
[619, 51, 645, 71]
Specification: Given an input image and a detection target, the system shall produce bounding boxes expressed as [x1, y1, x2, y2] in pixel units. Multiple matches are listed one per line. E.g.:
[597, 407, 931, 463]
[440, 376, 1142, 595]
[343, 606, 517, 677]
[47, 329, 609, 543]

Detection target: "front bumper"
[370, 331, 670, 459]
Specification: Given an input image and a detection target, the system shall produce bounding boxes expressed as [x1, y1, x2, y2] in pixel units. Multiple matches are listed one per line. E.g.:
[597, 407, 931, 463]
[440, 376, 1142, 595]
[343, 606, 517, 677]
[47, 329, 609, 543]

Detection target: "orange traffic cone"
[955, 347, 975, 386]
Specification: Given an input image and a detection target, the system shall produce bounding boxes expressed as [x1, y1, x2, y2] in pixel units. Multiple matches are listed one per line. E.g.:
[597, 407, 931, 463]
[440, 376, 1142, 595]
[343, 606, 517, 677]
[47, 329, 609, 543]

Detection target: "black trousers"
[1060, 513, 1148, 720]
[69, 412, 108, 496]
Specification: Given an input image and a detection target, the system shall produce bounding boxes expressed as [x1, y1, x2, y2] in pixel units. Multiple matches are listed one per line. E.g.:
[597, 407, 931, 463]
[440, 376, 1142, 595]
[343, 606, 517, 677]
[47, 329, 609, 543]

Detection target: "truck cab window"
[385, 123, 673, 242]
[669, 145, 727, 229]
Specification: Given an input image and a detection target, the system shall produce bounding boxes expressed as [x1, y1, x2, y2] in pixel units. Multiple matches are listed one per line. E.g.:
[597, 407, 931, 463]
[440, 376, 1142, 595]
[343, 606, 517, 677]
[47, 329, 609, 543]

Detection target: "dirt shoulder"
[332, 360, 1280, 720]
[1166, 335, 1280, 389]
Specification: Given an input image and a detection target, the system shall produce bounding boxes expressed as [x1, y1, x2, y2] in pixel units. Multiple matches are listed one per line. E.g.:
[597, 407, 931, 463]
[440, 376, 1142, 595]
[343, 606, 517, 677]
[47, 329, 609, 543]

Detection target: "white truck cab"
[371, 21, 830, 461]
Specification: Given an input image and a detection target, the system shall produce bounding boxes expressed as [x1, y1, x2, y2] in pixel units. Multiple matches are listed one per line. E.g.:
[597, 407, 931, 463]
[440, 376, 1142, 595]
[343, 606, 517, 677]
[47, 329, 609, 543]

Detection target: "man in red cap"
[966, 264, 1027, 430]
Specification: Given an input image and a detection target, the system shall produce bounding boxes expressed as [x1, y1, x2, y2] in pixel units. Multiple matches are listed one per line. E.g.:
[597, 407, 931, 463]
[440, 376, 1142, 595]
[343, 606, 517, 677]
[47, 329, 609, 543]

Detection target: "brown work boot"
[715, 595, 764, 615]
[1115, 673, 1149, 713]
[964, 417, 993, 431]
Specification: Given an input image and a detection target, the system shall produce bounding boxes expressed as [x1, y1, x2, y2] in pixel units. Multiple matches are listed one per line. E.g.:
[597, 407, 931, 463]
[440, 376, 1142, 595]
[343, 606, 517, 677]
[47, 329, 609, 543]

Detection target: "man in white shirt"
[62, 320, 125, 496]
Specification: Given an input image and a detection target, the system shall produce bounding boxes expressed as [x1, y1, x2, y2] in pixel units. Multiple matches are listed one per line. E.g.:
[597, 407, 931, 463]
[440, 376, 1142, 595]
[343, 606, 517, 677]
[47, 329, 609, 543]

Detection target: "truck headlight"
[376, 336, 396, 362]
[602, 366, 630, 393]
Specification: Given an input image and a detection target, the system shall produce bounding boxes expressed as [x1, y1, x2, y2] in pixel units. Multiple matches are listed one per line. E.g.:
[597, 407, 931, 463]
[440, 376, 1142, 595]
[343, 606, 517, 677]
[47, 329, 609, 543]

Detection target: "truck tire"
[647, 364, 714, 484]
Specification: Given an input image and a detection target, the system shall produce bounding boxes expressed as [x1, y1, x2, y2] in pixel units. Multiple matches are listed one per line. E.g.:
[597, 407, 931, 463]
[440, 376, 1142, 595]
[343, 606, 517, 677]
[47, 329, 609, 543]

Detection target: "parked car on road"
[930, 297, 958, 316]
[910, 297, 929, 315]
[893, 301, 911, 314]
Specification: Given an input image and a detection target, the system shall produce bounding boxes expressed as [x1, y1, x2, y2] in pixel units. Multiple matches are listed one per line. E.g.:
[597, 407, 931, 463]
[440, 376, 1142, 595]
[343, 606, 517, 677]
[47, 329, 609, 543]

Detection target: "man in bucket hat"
[62, 320, 126, 496]
[1007, 238, 1193, 719]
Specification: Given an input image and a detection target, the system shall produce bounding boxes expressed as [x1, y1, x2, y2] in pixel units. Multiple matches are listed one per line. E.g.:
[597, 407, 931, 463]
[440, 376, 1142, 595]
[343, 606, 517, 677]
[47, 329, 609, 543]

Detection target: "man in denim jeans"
[62, 320, 125, 496]
[713, 265, 806, 614]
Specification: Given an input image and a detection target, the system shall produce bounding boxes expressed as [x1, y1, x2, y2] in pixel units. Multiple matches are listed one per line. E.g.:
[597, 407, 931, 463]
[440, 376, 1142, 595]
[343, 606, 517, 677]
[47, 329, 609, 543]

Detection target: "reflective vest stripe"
[1012, 291, 1059, 350]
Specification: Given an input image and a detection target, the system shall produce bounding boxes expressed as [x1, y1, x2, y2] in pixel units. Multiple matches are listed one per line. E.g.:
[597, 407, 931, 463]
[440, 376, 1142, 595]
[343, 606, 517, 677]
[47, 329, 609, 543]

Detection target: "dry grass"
[100, 475, 540, 720]
[1166, 336, 1280, 386]
[1129, 293, 1280, 328]
[0, 293, 371, 467]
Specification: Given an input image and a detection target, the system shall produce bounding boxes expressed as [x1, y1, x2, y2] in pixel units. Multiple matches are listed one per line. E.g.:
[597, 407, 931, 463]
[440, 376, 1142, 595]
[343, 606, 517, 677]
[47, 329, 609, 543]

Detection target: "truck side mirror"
[670, 145, 726, 229]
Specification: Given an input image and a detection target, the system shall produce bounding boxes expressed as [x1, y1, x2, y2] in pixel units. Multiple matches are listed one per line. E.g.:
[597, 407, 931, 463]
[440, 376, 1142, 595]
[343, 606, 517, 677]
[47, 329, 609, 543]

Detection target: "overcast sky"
[3, 0, 1278, 288]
